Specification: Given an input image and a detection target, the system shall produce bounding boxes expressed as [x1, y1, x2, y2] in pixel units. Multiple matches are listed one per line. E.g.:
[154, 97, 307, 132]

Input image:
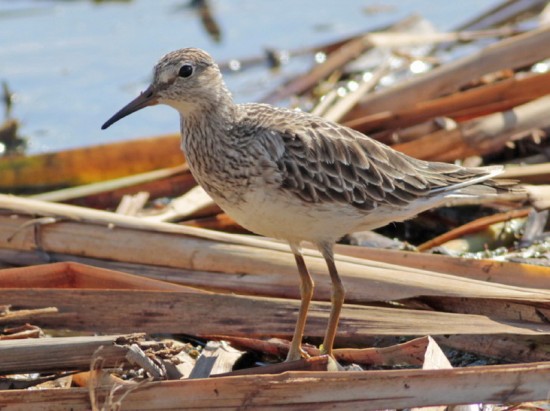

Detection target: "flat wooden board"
[1, 362, 549, 410]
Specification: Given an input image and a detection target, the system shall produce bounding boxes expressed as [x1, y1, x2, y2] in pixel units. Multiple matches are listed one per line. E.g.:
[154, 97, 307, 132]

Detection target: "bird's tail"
[447, 165, 520, 197]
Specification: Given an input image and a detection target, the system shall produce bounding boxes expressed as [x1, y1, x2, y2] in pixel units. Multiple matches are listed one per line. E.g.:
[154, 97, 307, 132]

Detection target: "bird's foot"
[319, 344, 346, 371]
[326, 355, 346, 371]
[285, 345, 310, 362]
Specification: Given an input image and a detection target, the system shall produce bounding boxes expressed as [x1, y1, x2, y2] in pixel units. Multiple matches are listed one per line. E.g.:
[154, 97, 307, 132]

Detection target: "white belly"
[213, 184, 450, 245]
[213, 186, 368, 244]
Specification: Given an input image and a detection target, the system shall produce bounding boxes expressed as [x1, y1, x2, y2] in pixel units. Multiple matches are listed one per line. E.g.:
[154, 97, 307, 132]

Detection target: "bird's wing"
[247, 105, 498, 211]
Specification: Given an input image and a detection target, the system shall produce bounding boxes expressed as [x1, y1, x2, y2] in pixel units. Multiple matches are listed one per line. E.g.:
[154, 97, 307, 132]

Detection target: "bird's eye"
[178, 64, 193, 78]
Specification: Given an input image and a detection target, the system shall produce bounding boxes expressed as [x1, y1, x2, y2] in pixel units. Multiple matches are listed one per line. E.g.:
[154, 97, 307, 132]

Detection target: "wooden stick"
[392, 95, 550, 161]
[4, 243, 549, 296]
[142, 185, 216, 222]
[0, 134, 182, 193]
[415, 295, 550, 324]
[188, 341, 244, 379]
[0, 334, 139, 374]
[502, 163, 550, 184]
[261, 16, 422, 104]
[332, 244, 550, 290]
[1, 289, 548, 338]
[2, 213, 550, 303]
[3, 247, 549, 336]
[1, 362, 549, 410]
[30, 165, 190, 203]
[344, 71, 550, 133]
[261, 34, 369, 104]
[353, 28, 522, 47]
[344, 25, 550, 118]
[0, 306, 58, 324]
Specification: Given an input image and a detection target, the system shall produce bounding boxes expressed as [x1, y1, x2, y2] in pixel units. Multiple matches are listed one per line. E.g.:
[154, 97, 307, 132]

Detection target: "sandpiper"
[102, 48, 505, 362]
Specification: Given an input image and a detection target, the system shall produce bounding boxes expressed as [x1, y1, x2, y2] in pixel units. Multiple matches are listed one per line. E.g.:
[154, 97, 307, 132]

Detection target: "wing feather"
[245, 105, 501, 211]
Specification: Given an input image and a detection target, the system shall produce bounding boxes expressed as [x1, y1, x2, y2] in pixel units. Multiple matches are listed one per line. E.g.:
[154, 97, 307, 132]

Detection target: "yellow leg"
[286, 243, 314, 362]
[318, 242, 345, 357]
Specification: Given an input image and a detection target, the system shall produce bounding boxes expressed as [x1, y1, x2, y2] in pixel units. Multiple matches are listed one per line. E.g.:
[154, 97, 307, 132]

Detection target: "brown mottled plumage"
[102, 48, 506, 362]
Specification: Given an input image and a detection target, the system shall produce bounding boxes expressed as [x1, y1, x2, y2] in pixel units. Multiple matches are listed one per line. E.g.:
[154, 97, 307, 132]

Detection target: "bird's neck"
[178, 82, 235, 123]
[179, 86, 239, 154]
[178, 89, 242, 202]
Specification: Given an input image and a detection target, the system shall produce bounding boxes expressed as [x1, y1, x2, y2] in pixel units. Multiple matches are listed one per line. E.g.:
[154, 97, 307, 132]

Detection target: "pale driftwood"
[351, 28, 522, 47]
[263, 24, 523, 105]
[2, 255, 548, 362]
[332, 244, 550, 290]
[0, 334, 137, 374]
[2, 213, 550, 305]
[0, 306, 58, 324]
[345, 25, 550, 118]
[522, 184, 550, 210]
[503, 163, 550, 184]
[188, 341, 244, 379]
[142, 185, 216, 222]
[0, 193, 255, 244]
[261, 15, 423, 104]
[125, 343, 165, 380]
[0, 324, 42, 340]
[412, 339, 452, 411]
[115, 192, 149, 216]
[8, 246, 549, 298]
[345, 70, 550, 133]
[1, 362, 549, 410]
[414, 295, 550, 324]
[6, 235, 550, 299]
[392, 94, 550, 161]
[1, 289, 549, 339]
[0, 192, 523, 271]
[30, 165, 189, 203]
[421, 336, 452, 369]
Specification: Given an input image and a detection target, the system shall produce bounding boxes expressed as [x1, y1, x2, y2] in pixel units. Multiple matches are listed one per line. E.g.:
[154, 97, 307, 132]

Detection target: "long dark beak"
[101, 85, 158, 130]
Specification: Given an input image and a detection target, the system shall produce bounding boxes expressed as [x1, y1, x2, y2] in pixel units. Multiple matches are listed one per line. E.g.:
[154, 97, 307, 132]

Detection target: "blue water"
[0, 0, 497, 154]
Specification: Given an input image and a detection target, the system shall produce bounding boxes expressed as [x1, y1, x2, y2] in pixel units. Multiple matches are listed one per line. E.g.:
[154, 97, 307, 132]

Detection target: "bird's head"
[102, 48, 227, 129]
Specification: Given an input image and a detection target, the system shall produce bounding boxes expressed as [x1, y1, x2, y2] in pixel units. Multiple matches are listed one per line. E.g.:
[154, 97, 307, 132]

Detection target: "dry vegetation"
[1, 0, 550, 409]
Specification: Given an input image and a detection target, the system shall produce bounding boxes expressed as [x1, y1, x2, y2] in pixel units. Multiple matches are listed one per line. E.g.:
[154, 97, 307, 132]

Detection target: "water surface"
[0, 0, 496, 153]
